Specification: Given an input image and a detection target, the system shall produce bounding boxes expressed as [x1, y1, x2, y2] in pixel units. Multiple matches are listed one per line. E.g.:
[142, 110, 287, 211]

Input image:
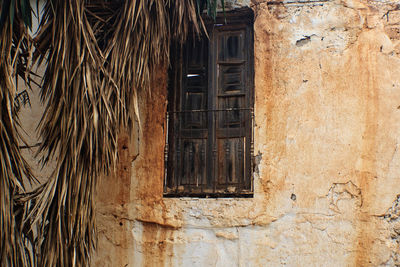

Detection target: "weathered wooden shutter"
[167, 36, 209, 193]
[213, 25, 252, 193]
[165, 9, 254, 196]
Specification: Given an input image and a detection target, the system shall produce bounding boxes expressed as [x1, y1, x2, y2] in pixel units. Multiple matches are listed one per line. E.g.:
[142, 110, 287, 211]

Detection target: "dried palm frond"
[0, 0, 35, 266]
[29, 0, 107, 265]
[169, 0, 226, 42]
[98, 0, 170, 129]
[0, 0, 226, 266]
[170, 0, 204, 42]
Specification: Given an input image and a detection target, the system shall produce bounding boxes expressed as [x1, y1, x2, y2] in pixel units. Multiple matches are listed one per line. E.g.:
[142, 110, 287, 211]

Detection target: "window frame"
[164, 8, 255, 198]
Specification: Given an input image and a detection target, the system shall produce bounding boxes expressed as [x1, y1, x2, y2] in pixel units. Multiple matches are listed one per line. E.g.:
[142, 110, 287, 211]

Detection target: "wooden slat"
[217, 138, 245, 186]
[180, 139, 207, 187]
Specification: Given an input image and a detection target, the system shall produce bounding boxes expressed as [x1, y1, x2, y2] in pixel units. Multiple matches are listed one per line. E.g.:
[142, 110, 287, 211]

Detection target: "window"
[164, 9, 254, 197]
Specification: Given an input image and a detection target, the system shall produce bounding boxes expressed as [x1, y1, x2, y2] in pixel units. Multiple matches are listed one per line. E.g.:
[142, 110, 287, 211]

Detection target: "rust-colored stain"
[135, 65, 177, 266]
[94, 131, 135, 266]
[97, 131, 133, 205]
[254, 6, 284, 200]
[135, 66, 168, 203]
[141, 222, 174, 267]
[354, 36, 379, 266]
[117, 133, 133, 204]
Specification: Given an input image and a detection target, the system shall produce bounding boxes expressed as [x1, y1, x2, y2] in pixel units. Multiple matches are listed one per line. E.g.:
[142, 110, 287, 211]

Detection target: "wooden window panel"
[165, 9, 254, 197]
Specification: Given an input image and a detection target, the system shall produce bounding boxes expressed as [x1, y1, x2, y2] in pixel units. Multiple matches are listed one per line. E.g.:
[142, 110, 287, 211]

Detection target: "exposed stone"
[215, 230, 239, 240]
[378, 196, 400, 266]
[327, 181, 362, 213]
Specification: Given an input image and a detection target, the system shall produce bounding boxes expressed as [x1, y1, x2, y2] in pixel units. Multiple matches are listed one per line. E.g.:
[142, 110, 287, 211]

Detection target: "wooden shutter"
[213, 25, 253, 192]
[167, 36, 209, 193]
[165, 9, 254, 196]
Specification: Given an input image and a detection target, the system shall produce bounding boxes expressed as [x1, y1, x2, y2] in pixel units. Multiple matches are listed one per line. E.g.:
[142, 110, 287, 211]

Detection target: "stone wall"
[91, 0, 400, 266]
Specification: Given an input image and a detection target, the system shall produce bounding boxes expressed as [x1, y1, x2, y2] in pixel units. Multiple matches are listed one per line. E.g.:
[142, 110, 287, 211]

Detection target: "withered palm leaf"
[0, 0, 35, 266]
[1, 0, 224, 266]
[30, 1, 108, 265]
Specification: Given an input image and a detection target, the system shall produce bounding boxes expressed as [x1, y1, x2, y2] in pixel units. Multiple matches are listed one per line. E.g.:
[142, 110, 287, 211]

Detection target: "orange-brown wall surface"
[86, 0, 400, 266]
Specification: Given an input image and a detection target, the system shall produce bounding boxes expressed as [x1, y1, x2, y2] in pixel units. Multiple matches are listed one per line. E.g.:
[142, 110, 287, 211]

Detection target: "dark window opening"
[164, 8, 254, 198]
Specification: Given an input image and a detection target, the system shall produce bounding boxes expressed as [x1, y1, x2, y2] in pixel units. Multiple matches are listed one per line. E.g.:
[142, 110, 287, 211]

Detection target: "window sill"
[163, 192, 253, 198]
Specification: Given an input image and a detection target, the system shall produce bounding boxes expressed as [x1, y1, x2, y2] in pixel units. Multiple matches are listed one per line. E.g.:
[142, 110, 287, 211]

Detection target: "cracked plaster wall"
[92, 0, 400, 266]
